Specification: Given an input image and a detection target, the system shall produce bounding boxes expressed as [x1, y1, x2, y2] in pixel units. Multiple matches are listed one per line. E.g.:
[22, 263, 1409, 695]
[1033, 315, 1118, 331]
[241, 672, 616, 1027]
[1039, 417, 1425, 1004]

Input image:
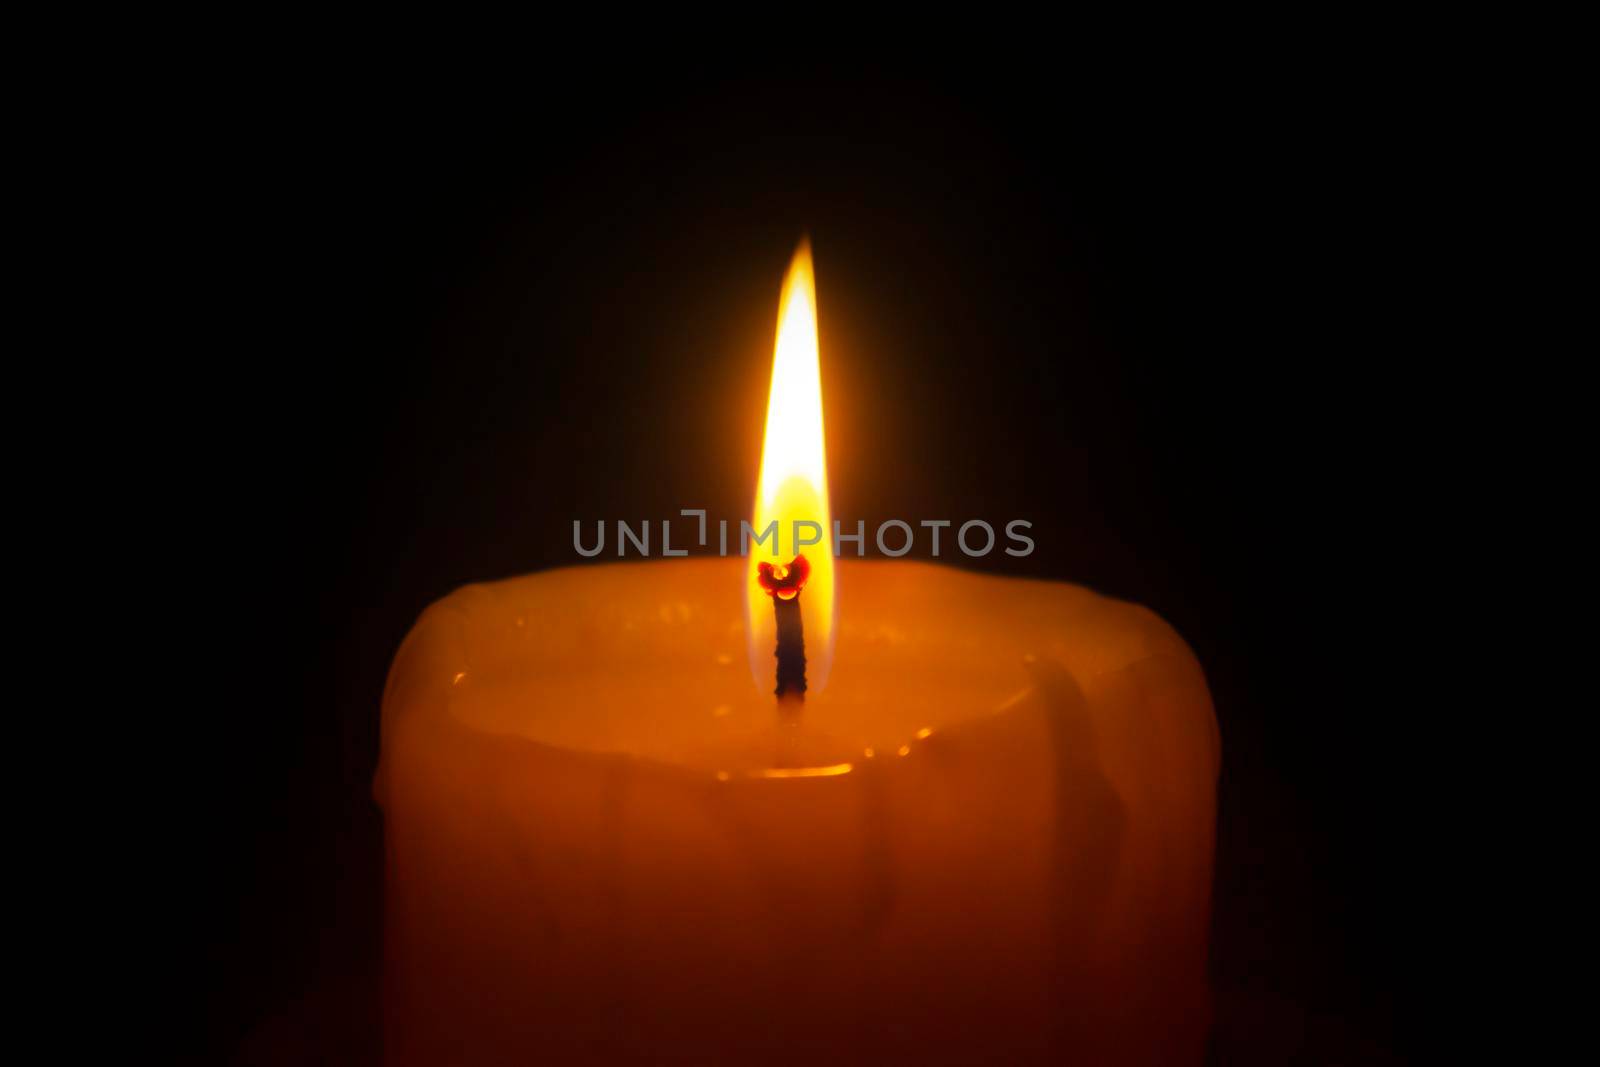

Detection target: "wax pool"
[376, 558, 1219, 1065]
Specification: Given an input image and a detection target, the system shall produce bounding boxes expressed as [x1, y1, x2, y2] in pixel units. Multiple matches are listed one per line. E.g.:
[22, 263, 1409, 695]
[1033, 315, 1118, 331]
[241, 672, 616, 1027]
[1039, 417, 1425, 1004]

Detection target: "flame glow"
[746, 240, 835, 692]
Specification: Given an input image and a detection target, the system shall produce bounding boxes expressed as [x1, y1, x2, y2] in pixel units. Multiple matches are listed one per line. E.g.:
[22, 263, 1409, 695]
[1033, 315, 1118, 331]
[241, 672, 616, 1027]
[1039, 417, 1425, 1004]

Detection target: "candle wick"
[757, 554, 810, 710]
[772, 590, 806, 706]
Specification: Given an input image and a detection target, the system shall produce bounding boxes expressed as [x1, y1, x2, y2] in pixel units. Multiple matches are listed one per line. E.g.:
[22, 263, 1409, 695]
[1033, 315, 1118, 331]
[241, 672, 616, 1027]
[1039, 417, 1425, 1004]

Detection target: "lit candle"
[376, 243, 1220, 1065]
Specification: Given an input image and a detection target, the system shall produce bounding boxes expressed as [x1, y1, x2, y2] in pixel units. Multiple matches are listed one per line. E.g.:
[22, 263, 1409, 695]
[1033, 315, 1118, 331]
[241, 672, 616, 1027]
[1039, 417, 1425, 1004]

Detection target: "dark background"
[171, 75, 1438, 1063]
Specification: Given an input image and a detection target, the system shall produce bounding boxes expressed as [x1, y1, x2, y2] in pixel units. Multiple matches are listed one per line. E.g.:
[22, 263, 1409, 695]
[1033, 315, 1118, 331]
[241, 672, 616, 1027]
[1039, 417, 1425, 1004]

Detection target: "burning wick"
[756, 553, 811, 702]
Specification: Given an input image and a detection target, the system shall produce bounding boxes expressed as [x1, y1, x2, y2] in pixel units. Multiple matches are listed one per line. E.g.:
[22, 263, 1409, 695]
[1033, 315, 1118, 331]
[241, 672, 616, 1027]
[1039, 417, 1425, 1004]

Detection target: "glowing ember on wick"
[757, 553, 811, 699]
[756, 554, 811, 601]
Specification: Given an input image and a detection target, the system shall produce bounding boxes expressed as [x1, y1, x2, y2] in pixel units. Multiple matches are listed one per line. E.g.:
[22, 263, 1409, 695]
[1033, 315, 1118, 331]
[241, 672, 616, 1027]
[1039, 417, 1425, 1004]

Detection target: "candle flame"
[747, 239, 835, 692]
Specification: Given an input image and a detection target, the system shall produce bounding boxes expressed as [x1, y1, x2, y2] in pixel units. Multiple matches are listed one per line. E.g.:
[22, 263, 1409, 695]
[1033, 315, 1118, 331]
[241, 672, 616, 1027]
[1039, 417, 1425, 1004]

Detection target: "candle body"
[376, 559, 1219, 1065]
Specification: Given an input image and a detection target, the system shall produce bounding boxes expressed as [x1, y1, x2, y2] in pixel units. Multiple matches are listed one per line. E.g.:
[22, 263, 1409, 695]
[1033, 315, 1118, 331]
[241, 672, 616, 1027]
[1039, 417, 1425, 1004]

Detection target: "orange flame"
[746, 240, 835, 691]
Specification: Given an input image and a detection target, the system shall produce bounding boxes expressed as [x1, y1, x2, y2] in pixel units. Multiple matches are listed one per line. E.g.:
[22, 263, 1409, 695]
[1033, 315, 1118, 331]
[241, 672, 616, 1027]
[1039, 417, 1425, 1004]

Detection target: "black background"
[171, 75, 1439, 1064]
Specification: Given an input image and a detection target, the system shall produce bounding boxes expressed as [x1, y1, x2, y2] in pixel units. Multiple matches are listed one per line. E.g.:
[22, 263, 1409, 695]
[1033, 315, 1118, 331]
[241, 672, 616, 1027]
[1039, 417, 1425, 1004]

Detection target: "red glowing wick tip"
[757, 554, 811, 602]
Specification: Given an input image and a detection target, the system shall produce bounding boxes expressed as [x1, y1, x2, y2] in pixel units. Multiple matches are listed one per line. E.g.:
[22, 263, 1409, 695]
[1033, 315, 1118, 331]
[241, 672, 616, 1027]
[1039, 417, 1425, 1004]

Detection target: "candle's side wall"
[375, 570, 1219, 1066]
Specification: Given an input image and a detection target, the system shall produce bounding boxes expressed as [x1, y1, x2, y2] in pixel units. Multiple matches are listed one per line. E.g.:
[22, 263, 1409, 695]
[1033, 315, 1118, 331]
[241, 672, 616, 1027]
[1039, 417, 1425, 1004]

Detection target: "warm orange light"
[746, 239, 835, 691]
[756, 762, 852, 779]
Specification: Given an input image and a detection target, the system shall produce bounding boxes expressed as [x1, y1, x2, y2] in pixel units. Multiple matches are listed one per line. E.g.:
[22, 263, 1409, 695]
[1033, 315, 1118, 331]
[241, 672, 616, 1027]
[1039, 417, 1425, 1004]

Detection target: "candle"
[376, 244, 1220, 1065]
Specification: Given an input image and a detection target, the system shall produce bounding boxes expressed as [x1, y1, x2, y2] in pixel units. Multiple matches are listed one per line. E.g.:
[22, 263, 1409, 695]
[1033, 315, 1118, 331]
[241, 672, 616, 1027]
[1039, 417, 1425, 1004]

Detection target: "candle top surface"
[382, 558, 1200, 776]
